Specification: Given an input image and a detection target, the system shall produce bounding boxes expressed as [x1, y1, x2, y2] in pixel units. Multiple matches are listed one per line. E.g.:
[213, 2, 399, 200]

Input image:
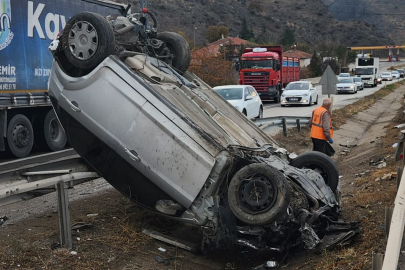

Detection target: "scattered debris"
[86, 213, 98, 217]
[393, 143, 398, 148]
[369, 157, 387, 168]
[71, 222, 93, 230]
[339, 143, 357, 148]
[142, 229, 200, 253]
[158, 247, 166, 252]
[0, 216, 8, 226]
[70, 251, 78, 256]
[394, 123, 405, 129]
[252, 260, 278, 269]
[154, 255, 173, 266]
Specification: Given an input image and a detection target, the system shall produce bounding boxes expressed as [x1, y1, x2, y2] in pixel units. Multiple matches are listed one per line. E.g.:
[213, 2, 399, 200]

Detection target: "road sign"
[319, 65, 338, 97]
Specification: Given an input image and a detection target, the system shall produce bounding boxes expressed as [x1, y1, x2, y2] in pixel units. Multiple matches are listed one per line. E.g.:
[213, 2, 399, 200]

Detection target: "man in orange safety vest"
[309, 98, 335, 156]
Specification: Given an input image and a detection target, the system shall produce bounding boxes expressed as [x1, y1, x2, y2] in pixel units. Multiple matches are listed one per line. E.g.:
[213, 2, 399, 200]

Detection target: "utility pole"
[194, 26, 197, 47]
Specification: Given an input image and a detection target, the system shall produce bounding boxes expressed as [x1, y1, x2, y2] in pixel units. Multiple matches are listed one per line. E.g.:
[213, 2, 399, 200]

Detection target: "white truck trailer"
[354, 57, 379, 87]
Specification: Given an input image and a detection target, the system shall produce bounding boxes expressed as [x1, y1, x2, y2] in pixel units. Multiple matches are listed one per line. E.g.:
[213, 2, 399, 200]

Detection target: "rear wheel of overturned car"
[228, 163, 291, 226]
[61, 12, 115, 71]
[7, 114, 34, 158]
[290, 151, 339, 192]
[156, 32, 191, 73]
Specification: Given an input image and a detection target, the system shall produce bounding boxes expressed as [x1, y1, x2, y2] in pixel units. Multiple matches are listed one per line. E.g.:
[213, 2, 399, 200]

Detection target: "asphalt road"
[263, 60, 403, 118]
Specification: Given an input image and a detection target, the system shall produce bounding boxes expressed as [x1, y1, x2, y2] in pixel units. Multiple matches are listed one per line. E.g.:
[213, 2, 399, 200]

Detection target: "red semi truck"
[238, 46, 300, 102]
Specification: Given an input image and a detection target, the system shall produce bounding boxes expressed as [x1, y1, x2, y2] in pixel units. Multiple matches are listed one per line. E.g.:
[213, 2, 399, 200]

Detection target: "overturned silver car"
[48, 10, 357, 254]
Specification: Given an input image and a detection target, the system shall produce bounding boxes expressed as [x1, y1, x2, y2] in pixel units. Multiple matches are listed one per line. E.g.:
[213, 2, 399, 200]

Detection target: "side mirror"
[245, 95, 253, 101]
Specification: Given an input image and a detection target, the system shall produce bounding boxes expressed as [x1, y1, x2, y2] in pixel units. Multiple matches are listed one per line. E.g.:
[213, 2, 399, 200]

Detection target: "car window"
[338, 78, 353, 83]
[285, 82, 309, 90]
[392, 71, 399, 74]
[244, 87, 250, 98]
[250, 87, 257, 97]
[353, 78, 361, 82]
[215, 88, 243, 100]
[382, 72, 391, 76]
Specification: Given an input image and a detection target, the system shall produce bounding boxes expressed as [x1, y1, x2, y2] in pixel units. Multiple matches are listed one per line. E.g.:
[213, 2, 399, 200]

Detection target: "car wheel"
[314, 95, 318, 105]
[228, 163, 291, 225]
[307, 97, 312, 106]
[256, 106, 263, 119]
[242, 109, 247, 117]
[6, 114, 34, 158]
[61, 12, 115, 71]
[281, 104, 285, 107]
[156, 32, 191, 74]
[290, 151, 339, 192]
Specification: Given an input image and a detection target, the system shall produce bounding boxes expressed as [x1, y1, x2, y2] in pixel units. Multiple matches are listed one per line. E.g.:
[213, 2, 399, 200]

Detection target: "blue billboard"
[0, 0, 124, 92]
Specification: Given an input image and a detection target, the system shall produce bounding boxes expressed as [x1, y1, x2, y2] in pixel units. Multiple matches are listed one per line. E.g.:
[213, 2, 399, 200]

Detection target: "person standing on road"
[309, 98, 335, 156]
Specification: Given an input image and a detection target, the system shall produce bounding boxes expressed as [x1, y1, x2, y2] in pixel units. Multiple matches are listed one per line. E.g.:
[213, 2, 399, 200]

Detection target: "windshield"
[353, 78, 361, 82]
[215, 88, 243, 100]
[285, 82, 309, 90]
[241, 60, 274, 69]
[355, 68, 374, 75]
[392, 71, 399, 74]
[382, 72, 391, 76]
[338, 78, 353, 83]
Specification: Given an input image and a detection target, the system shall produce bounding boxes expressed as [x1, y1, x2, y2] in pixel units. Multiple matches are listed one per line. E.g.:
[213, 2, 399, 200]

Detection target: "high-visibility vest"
[310, 107, 333, 140]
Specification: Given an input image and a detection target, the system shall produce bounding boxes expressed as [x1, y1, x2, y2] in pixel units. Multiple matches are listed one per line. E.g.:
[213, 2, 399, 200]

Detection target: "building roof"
[191, 36, 253, 60]
[283, 50, 312, 59]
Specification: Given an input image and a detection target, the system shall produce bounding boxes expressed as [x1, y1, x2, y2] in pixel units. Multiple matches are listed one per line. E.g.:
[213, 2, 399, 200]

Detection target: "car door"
[245, 87, 255, 119]
[310, 83, 317, 101]
[249, 87, 261, 117]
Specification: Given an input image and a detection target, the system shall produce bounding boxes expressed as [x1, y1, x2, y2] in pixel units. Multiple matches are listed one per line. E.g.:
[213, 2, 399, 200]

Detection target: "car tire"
[290, 151, 339, 192]
[256, 106, 263, 119]
[314, 95, 318, 105]
[242, 109, 247, 117]
[308, 97, 312, 106]
[61, 12, 115, 71]
[6, 114, 34, 158]
[281, 104, 285, 107]
[228, 163, 291, 225]
[156, 32, 191, 74]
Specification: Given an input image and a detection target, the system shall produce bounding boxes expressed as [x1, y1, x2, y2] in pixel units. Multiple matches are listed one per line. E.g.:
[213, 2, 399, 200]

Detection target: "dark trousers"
[312, 138, 335, 156]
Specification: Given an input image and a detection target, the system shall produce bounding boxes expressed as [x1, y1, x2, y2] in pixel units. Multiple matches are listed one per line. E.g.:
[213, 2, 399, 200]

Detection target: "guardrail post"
[296, 119, 301, 132]
[385, 207, 394, 237]
[57, 181, 72, 249]
[372, 252, 384, 270]
[282, 117, 288, 137]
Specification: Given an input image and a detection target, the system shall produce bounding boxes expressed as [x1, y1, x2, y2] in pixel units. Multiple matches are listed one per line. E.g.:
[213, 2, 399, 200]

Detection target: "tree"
[309, 51, 322, 77]
[206, 26, 229, 43]
[280, 28, 295, 48]
[239, 17, 254, 41]
[189, 51, 238, 87]
[255, 24, 268, 44]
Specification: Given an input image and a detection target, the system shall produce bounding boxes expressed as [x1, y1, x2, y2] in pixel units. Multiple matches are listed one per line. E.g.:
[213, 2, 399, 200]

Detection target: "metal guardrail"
[380, 130, 405, 269]
[252, 116, 311, 134]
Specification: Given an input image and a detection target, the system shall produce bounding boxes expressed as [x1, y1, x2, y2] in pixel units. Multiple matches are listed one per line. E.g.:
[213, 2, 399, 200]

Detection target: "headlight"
[350, 86, 354, 89]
